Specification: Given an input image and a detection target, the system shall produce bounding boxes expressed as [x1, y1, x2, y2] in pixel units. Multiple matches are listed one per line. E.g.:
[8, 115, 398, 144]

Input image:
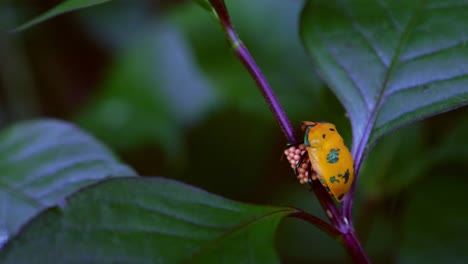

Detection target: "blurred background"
[0, 0, 467, 263]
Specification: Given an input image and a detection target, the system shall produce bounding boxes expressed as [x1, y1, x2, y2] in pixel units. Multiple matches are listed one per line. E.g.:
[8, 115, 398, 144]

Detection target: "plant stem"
[206, 1, 370, 263]
[343, 124, 372, 220]
[310, 178, 345, 228]
[289, 210, 341, 239]
[342, 229, 371, 264]
[208, 0, 341, 227]
[208, 0, 297, 144]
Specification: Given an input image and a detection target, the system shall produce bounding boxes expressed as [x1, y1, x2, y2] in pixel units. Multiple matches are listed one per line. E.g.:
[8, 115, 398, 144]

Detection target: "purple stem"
[343, 112, 376, 220]
[343, 231, 371, 263]
[310, 178, 345, 229]
[208, 0, 341, 225]
[208, 0, 296, 144]
[207, 0, 342, 223]
[289, 210, 341, 239]
[207, 0, 370, 263]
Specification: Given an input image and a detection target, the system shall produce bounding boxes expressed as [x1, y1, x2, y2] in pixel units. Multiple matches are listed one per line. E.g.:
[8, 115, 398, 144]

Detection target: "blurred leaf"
[75, 1, 153, 49]
[13, 0, 111, 32]
[360, 108, 468, 196]
[389, 115, 468, 191]
[76, 22, 216, 158]
[359, 124, 424, 196]
[301, 0, 468, 160]
[0, 119, 135, 248]
[362, 209, 402, 263]
[0, 177, 295, 263]
[399, 173, 468, 263]
[431, 113, 468, 162]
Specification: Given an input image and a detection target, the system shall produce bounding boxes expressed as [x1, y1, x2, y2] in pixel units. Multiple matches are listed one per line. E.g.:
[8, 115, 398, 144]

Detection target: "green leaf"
[301, 0, 468, 161]
[13, 0, 111, 32]
[0, 119, 135, 248]
[0, 177, 295, 263]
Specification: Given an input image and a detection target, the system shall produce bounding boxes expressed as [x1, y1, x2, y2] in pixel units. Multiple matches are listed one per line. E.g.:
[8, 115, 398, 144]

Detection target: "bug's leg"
[294, 152, 308, 175]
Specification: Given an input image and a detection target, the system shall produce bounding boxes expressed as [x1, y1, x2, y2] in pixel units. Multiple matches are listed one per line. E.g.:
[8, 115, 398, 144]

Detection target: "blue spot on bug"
[331, 169, 350, 185]
[327, 148, 340, 163]
[330, 176, 340, 184]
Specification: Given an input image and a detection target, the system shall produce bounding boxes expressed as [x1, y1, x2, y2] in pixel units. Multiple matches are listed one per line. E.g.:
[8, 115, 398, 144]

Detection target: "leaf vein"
[19, 157, 119, 188]
[92, 198, 233, 230]
[352, 0, 425, 165]
[0, 179, 45, 208]
[377, 91, 468, 131]
[317, 28, 372, 110]
[400, 36, 468, 62]
[64, 225, 206, 242]
[386, 73, 468, 96]
[377, 0, 403, 32]
[341, 0, 389, 67]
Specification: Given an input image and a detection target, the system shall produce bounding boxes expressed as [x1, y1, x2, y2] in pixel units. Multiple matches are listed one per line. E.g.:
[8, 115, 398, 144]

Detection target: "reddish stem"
[289, 210, 341, 239]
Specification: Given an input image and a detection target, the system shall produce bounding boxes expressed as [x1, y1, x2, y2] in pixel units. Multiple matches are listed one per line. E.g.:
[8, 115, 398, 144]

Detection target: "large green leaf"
[13, 0, 111, 31]
[301, 0, 468, 162]
[0, 177, 296, 263]
[0, 119, 135, 248]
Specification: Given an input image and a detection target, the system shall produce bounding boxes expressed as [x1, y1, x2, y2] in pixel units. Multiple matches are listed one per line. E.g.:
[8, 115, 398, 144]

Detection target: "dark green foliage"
[0, 0, 467, 262]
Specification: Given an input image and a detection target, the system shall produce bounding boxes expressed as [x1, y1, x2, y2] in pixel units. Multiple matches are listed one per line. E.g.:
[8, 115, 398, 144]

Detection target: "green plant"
[0, 0, 467, 263]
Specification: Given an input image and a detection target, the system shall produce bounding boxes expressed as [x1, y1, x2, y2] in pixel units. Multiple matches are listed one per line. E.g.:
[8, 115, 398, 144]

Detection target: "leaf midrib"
[353, 0, 426, 168]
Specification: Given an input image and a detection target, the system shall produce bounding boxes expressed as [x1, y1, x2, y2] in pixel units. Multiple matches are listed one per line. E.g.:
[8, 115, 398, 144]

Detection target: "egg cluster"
[284, 144, 317, 184]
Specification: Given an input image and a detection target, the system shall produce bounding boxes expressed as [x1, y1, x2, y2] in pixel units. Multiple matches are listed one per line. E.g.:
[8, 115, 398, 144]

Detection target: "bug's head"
[300, 121, 339, 147]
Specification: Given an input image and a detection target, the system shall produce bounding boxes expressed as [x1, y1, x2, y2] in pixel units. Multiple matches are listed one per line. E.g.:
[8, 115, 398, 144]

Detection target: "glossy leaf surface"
[0, 177, 295, 263]
[0, 119, 135, 248]
[301, 0, 468, 162]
